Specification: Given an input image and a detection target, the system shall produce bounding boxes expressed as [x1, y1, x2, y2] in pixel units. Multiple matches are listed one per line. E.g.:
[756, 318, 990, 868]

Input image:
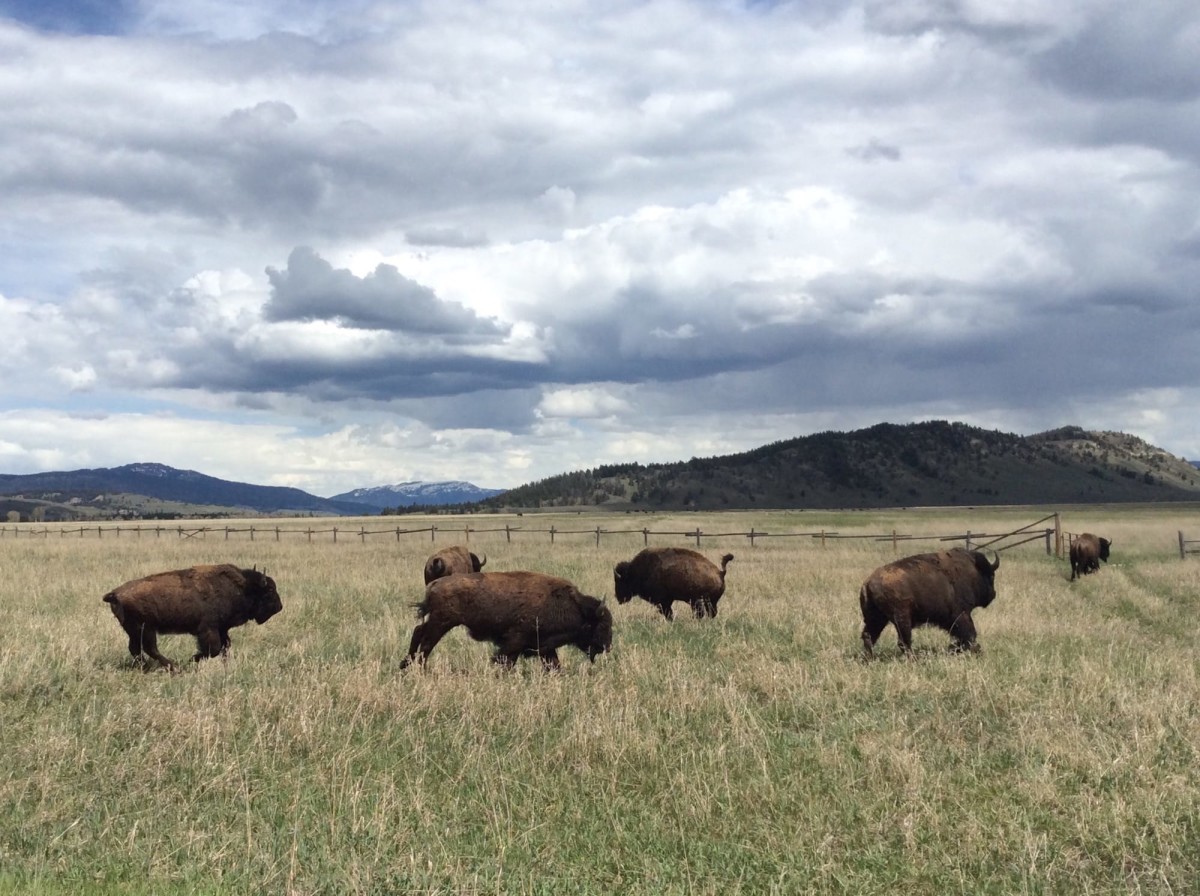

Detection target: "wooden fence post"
[1181, 531, 1187, 561]
[595, 526, 601, 547]
[333, 527, 338, 543]
[965, 530, 972, 551]
[892, 529, 897, 553]
[431, 525, 437, 543]
[276, 527, 281, 542]
[1045, 528, 1052, 555]
[694, 528, 701, 547]
[749, 527, 756, 547]
[505, 525, 511, 544]
[550, 526, 556, 544]
[642, 528, 649, 546]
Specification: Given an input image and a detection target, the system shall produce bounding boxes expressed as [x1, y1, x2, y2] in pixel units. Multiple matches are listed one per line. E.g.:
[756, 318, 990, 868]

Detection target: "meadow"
[1, 506, 1198, 894]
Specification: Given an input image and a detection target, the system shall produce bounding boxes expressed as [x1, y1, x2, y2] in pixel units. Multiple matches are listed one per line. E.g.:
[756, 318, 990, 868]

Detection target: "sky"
[0, 0, 1197, 497]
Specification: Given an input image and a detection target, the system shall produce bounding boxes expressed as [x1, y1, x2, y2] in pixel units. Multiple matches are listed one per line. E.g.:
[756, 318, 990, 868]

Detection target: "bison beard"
[400, 571, 613, 670]
[859, 548, 1000, 657]
[102, 564, 282, 670]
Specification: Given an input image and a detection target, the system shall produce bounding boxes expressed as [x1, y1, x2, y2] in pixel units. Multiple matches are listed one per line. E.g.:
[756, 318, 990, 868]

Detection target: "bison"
[400, 571, 612, 670]
[423, 544, 487, 585]
[859, 548, 1000, 657]
[613, 547, 734, 620]
[103, 564, 282, 669]
[1070, 533, 1112, 581]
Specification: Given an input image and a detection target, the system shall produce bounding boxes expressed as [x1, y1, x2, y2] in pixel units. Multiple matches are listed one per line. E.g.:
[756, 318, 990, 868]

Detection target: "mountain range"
[0, 463, 499, 521]
[328, 481, 505, 509]
[479, 422, 1200, 511]
[0, 423, 1196, 521]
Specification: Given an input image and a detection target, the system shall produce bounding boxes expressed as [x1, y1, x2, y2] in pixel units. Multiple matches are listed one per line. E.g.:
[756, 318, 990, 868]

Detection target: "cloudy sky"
[1, 0, 1197, 496]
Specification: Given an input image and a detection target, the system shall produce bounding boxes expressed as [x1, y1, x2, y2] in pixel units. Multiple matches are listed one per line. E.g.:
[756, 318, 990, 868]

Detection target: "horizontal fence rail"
[0, 514, 1067, 555]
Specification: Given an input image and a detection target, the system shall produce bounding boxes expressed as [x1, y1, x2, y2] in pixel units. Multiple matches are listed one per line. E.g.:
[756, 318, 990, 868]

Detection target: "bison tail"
[720, 553, 734, 573]
[410, 599, 429, 620]
[102, 591, 117, 604]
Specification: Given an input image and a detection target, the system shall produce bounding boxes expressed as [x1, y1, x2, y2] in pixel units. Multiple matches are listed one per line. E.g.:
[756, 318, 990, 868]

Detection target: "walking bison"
[400, 571, 613, 670]
[613, 547, 734, 620]
[103, 564, 282, 669]
[859, 548, 1000, 657]
[423, 545, 487, 584]
[1070, 533, 1112, 581]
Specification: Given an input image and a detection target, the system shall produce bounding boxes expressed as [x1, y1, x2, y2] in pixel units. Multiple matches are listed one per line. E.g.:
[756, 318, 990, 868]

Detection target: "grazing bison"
[613, 547, 734, 620]
[859, 548, 1000, 657]
[1070, 533, 1112, 581]
[103, 564, 282, 669]
[423, 545, 487, 585]
[400, 571, 612, 670]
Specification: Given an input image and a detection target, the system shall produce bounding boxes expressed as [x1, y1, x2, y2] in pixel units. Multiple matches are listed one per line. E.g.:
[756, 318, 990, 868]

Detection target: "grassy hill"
[480, 422, 1200, 511]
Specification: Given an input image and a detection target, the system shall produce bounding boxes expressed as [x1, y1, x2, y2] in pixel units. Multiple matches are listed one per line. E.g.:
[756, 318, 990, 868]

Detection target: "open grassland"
[1, 507, 1198, 894]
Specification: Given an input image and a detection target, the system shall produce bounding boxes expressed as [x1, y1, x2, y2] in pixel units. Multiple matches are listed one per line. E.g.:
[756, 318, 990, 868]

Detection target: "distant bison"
[1070, 533, 1112, 581]
[400, 571, 612, 670]
[859, 548, 1000, 657]
[613, 547, 734, 620]
[103, 564, 282, 669]
[423, 545, 486, 585]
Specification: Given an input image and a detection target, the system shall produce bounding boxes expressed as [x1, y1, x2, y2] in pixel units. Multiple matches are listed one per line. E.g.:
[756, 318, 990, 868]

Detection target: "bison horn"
[990, 552, 1000, 571]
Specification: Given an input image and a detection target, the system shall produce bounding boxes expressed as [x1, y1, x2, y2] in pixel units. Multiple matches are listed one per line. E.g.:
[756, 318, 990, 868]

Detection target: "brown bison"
[423, 544, 486, 584]
[400, 571, 612, 670]
[1070, 533, 1112, 581]
[613, 547, 734, 620]
[103, 564, 282, 669]
[859, 548, 1000, 657]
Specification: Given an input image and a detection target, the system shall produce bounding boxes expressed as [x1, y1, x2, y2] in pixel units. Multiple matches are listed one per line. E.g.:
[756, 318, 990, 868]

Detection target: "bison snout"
[255, 600, 283, 624]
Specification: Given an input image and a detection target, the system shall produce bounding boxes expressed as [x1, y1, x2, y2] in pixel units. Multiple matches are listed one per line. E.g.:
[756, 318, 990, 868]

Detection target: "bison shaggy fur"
[423, 544, 487, 585]
[613, 547, 734, 620]
[859, 548, 1000, 657]
[1070, 533, 1112, 581]
[400, 571, 612, 670]
[103, 564, 282, 669]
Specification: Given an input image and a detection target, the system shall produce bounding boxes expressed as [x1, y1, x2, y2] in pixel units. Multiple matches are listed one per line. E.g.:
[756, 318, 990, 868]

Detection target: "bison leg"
[860, 614, 889, 659]
[400, 619, 454, 669]
[137, 628, 175, 670]
[656, 601, 675, 621]
[893, 611, 914, 654]
[538, 649, 561, 671]
[948, 614, 979, 653]
[691, 599, 716, 619]
[192, 627, 225, 662]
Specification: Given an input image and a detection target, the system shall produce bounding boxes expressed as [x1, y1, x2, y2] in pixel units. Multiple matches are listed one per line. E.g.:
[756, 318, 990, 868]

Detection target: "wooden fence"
[1179, 531, 1200, 559]
[0, 513, 1065, 555]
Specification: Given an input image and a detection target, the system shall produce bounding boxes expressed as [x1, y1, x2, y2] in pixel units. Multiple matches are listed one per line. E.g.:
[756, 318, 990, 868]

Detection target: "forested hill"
[480, 422, 1200, 511]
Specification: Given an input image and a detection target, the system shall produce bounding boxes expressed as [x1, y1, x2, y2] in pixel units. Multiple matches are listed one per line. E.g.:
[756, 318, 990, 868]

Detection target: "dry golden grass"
[1, 507, 1197, 894]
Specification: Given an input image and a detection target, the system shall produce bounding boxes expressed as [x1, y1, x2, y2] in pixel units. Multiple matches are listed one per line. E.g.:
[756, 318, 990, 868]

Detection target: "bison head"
[970, 551, 1001, 608]
[613, 561, 634, 604]
[1099, 538, 1112, 563]
[583, 601, 614, 661]
[246, 568, 283, 624]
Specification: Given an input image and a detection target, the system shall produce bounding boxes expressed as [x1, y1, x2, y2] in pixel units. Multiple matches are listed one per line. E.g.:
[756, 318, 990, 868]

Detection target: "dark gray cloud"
[1033, 4, 1200, 102]
[263, 247, 507, 336]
